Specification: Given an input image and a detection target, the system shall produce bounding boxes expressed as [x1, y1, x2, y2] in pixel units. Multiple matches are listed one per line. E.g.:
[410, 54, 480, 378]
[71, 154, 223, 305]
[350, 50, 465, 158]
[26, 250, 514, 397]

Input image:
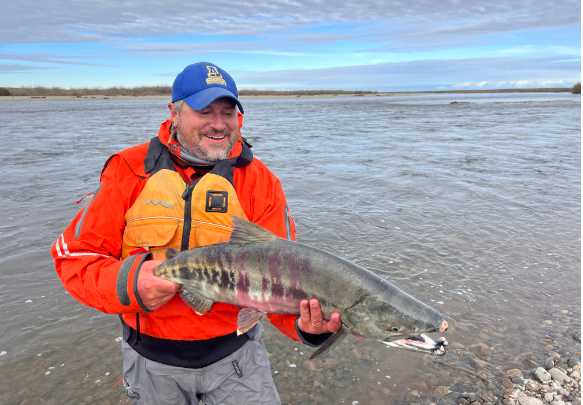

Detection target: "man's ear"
[237, 111, 244, 129]
[168, 102, 177, 118]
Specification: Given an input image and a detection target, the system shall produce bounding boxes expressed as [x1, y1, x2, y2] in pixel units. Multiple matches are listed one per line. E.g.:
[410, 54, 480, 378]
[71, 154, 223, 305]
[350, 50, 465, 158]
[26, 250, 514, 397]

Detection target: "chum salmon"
[154, 217, 449, 358]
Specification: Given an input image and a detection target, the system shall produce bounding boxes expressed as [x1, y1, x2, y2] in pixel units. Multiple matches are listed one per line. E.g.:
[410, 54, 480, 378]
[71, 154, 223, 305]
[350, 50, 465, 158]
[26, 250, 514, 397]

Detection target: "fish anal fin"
[179, 289, 214, 315]
[230, 217, 278, 245]
[237, 307, 265, 335]
[309, 327, 348, 360]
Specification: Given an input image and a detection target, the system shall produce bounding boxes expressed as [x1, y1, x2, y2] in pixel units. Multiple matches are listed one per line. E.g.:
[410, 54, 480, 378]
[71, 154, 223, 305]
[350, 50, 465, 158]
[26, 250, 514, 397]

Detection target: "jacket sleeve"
[51, 155, 149, 314]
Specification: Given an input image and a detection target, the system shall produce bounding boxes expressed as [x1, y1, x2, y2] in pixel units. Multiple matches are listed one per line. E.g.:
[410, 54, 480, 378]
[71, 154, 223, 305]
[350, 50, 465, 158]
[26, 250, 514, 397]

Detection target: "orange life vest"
[120, 137, 256, 340]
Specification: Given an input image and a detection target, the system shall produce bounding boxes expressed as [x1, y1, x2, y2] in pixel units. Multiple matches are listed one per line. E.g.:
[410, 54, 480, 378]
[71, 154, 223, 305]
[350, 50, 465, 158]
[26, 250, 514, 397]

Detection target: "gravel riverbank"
[264, 322, 581, 405]
[500, 351, 581, 405]
[442, 333, 581, 405]
[388, 351, 580, 405]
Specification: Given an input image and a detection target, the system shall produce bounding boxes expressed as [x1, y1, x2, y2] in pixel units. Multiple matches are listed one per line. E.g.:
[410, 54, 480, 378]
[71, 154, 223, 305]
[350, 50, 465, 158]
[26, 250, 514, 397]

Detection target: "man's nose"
[209, 112, 227, 131]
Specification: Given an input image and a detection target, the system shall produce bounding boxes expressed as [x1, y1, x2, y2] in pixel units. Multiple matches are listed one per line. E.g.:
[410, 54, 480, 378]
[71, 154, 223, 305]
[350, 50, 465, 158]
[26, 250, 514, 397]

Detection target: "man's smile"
[204, 133, 228, 142]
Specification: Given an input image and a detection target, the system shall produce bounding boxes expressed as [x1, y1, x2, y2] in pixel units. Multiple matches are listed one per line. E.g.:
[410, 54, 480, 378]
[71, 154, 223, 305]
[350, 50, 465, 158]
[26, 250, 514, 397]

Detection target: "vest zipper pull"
[181, 183, 196, 251]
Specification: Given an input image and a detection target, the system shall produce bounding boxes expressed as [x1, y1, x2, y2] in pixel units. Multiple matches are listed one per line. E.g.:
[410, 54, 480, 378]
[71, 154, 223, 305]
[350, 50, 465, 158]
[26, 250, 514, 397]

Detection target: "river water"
[0, 93, 580, 404]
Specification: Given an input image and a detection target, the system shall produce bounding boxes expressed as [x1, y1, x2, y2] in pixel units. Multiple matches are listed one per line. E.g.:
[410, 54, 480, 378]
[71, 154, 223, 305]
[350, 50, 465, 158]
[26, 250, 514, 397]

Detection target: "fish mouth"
[384, 319, 447, 339]
[381, 320, 449, 355]
[382, 334, 449, 356]
[381, 328, 439, 343]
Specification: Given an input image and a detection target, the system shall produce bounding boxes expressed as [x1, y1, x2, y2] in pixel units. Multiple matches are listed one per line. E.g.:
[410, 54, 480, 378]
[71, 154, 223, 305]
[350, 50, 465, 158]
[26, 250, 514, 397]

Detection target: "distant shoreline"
[0, 86, 578, 99]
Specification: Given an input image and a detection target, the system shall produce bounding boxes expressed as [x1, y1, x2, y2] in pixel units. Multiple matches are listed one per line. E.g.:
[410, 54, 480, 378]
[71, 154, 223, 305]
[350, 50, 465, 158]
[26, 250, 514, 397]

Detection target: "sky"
[1, 0, 580, 91]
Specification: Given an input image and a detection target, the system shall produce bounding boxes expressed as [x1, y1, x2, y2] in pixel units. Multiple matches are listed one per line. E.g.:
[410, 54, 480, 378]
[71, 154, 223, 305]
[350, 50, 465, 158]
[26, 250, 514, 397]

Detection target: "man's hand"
[297, 298, 342, 335]
[137, 260, 180, 311]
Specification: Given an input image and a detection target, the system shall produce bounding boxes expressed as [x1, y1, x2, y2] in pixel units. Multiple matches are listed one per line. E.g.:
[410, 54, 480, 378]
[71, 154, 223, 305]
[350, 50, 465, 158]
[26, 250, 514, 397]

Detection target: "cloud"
[1, 0, 579, 44]
[493, 45, 580, 57]
[123, 41, 309, 57]
[234, 55, 581, 90]
[0, 64, 46, 73]
[451, 79, 576, 89]
[1, 0, 578, 89]
[0, 53, 110, 67]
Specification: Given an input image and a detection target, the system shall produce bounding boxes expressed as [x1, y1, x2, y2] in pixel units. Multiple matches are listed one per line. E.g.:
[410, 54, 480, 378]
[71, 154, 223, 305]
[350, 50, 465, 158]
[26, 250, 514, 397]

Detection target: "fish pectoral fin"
[179, 289, 214, 315]
[237, 307, 265, 336]
[230, 217, 278, 245]
[308, 327, 348, 360]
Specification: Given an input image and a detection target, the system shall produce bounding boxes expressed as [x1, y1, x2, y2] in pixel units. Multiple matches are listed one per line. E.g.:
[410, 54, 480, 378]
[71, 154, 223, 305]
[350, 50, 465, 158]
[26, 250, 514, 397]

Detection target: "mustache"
[201, 129, 231, 137]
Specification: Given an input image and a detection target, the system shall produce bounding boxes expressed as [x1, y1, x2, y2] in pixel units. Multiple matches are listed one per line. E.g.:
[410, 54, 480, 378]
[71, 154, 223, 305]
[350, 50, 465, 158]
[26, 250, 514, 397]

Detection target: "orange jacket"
[51, 119, 300, 342]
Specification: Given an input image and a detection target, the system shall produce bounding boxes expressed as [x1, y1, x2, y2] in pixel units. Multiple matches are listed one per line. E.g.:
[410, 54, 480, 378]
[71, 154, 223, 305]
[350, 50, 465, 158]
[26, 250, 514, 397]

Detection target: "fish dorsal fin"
[230, 216, 278, 245]
[165, 248, 179, 260]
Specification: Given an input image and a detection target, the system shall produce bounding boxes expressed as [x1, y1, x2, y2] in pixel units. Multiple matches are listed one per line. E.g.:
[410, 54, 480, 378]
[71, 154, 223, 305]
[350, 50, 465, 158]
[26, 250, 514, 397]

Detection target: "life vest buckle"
[205, 190, 229, 213]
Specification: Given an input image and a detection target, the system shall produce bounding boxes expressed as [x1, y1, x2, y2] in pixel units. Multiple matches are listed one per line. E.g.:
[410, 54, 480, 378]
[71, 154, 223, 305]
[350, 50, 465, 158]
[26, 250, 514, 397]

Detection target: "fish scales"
[181, 249, 240, 301]
[163, 240, 369, 314]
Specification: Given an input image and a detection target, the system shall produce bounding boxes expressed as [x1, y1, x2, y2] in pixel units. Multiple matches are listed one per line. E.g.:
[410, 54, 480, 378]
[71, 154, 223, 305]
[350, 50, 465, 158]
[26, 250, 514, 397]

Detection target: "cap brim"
[183, 87, 244, 114]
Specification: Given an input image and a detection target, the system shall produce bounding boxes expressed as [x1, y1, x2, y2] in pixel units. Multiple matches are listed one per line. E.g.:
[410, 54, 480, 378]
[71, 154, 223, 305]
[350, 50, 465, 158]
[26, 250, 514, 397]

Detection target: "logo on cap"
[205, 65, 227, 86]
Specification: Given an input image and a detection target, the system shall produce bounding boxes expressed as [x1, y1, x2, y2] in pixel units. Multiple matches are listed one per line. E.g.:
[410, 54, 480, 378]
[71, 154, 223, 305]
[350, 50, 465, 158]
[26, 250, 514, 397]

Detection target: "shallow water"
[0, 93, 580, 404]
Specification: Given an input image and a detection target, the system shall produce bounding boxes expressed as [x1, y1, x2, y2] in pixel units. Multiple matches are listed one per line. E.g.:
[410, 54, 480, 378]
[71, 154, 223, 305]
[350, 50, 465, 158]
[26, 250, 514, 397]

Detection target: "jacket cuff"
[295, 318, 333, 347]
[116, 252, 152, 312]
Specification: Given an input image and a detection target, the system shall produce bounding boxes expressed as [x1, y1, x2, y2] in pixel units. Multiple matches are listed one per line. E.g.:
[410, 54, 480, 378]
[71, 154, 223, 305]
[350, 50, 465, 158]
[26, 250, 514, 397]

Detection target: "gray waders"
[121, 325, 281, 405]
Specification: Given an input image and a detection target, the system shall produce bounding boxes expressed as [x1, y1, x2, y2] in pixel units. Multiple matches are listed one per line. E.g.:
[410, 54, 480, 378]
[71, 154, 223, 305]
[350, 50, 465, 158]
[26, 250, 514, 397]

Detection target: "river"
[0, 92, 579, 404]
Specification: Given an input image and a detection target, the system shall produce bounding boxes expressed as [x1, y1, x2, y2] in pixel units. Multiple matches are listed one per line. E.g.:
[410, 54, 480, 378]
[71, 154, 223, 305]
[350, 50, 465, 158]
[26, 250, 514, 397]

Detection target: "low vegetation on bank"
[0, 86, 170, 97]
[0, 86, 377, 97]
[0, 85, 577, 97]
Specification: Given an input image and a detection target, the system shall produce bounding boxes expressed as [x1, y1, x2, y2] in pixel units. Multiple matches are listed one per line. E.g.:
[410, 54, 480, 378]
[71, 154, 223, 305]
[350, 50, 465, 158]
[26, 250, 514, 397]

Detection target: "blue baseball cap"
[172, 62, 244, 113]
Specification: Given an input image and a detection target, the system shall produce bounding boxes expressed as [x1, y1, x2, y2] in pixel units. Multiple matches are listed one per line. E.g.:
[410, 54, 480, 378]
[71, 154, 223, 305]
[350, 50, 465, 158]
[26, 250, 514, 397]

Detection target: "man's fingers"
[299, 299, 310, 323]
[327, 312, 342, 333]
[148, 292, 177, 310]
[298, 298, 342, 335]
[141, 260, 163, 275]
[309, 298, 323, 327]
[159, 280, 180, 293]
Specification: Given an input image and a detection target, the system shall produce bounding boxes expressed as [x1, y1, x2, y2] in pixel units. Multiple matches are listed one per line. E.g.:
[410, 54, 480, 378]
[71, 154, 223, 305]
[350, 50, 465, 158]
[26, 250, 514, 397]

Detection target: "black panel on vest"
[144, 137, 176, 174]
[210, 160, 235, 183]
[209, 141, 253, 184]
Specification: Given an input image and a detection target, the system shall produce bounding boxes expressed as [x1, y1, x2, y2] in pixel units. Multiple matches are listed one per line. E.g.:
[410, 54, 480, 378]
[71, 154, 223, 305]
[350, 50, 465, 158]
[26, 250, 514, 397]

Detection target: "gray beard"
[175, 130, 231, 166]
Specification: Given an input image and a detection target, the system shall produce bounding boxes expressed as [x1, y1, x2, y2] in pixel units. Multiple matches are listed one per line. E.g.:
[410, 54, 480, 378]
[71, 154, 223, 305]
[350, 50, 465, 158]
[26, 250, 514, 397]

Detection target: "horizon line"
[0, 84, 579, 97]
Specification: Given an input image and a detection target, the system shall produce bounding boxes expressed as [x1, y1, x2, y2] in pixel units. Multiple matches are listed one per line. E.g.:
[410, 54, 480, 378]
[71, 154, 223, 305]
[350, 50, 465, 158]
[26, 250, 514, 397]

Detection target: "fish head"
[153, 260, 174, 281]
[343, 294, 447, 341]
[153, 255, 185, 284]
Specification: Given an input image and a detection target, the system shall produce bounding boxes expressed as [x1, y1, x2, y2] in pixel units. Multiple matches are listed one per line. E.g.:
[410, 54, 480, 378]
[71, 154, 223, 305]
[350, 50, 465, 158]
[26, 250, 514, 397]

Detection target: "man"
[51, 62, 341, 404]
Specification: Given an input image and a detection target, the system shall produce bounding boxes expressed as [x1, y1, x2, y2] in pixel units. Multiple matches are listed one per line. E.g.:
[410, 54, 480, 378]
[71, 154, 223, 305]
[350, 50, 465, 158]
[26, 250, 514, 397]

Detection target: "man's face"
[170, 98, 239, 162]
